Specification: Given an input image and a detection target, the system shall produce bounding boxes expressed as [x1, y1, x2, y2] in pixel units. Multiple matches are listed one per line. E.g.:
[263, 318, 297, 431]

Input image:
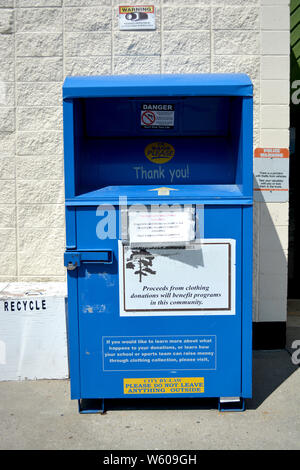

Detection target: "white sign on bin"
[128, 207, 195, 244]
[119, 240, 236, 317]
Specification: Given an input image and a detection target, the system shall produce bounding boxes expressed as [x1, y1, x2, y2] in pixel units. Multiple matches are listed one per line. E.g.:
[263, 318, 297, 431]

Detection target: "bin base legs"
[76, 398, 245, 413]
[218, 398, 245, 412]
[78, 398, 105, 414]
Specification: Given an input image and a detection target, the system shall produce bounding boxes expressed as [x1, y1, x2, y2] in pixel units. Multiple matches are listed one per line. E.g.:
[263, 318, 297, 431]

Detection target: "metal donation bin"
[63, 74, 253, 413]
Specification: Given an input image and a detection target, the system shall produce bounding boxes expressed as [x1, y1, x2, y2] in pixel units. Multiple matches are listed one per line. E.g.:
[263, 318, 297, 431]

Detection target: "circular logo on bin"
[144, 142, 175, 165]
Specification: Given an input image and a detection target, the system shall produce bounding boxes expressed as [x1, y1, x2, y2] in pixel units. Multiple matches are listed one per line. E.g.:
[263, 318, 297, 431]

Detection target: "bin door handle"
[64, 251, 113, 269]
[81, 251, 113, 264]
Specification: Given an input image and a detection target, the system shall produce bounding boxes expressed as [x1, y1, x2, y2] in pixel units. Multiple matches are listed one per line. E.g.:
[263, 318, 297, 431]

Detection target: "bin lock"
[67, 261, 78, 271]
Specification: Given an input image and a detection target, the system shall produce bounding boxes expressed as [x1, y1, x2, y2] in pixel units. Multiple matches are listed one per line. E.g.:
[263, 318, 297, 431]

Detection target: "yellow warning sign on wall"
[119, 6, 154, 14]
[123, 377, 204, 394]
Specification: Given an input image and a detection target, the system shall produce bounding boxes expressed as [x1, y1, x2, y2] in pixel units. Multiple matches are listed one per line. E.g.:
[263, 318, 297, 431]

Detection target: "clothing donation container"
[63, 74, 253, 413]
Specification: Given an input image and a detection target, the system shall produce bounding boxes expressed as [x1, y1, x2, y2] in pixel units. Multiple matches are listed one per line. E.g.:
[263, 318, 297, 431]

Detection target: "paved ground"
[0, 310, 299, 450]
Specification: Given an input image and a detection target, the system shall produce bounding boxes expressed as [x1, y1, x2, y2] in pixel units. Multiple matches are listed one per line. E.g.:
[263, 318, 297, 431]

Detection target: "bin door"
[76, 206, 244, 400]
[76, 250, 119, 398]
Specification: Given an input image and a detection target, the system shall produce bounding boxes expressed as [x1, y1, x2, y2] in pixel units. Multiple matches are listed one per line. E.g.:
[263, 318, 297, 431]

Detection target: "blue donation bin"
[63, 74, 253, 413]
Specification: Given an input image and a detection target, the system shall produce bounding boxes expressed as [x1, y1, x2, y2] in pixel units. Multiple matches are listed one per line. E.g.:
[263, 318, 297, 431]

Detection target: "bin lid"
[65, 184, 252, 206]
[63, 73, 253, 99]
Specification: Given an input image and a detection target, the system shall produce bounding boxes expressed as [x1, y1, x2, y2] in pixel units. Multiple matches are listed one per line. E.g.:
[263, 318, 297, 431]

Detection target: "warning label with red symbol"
[141, 103, 175, 129]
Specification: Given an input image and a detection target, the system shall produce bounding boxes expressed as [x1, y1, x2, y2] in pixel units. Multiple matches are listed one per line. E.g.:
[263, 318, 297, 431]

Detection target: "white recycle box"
[0, 282, 68, 381]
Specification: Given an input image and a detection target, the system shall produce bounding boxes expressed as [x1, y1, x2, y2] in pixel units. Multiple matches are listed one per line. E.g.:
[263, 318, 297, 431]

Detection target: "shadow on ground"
[247, 349, 298, 410]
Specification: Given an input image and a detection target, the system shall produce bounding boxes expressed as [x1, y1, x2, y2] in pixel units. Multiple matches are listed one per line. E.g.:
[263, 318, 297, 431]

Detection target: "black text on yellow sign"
[124, 377, 204, 394]
[119, 6, 154, 14]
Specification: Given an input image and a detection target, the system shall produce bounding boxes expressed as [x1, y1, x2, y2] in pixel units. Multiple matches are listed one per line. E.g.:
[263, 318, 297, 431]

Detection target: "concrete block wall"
[255, 0, 290, 322]
[0, 0, 290, 323]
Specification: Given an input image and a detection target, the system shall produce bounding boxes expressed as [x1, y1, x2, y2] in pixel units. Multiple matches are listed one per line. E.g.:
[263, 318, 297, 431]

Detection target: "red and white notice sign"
[254, 148, 289, 202]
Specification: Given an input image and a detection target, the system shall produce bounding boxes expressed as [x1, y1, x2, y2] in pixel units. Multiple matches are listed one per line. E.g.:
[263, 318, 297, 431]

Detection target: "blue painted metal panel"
[240, 97, 253, 198]
[72, 206, 242, 399]
[63, 99, 76, 199]
[71, 136, 237, 192]
[63, 73, 253, 408]
[63, 74, 253, 99]
[241, 205, 253, 398]
[84, 96, 231, 137]
[65, 206, 76, 249]
[66, 185, 252, 208]
[66, 269, 81, 399]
